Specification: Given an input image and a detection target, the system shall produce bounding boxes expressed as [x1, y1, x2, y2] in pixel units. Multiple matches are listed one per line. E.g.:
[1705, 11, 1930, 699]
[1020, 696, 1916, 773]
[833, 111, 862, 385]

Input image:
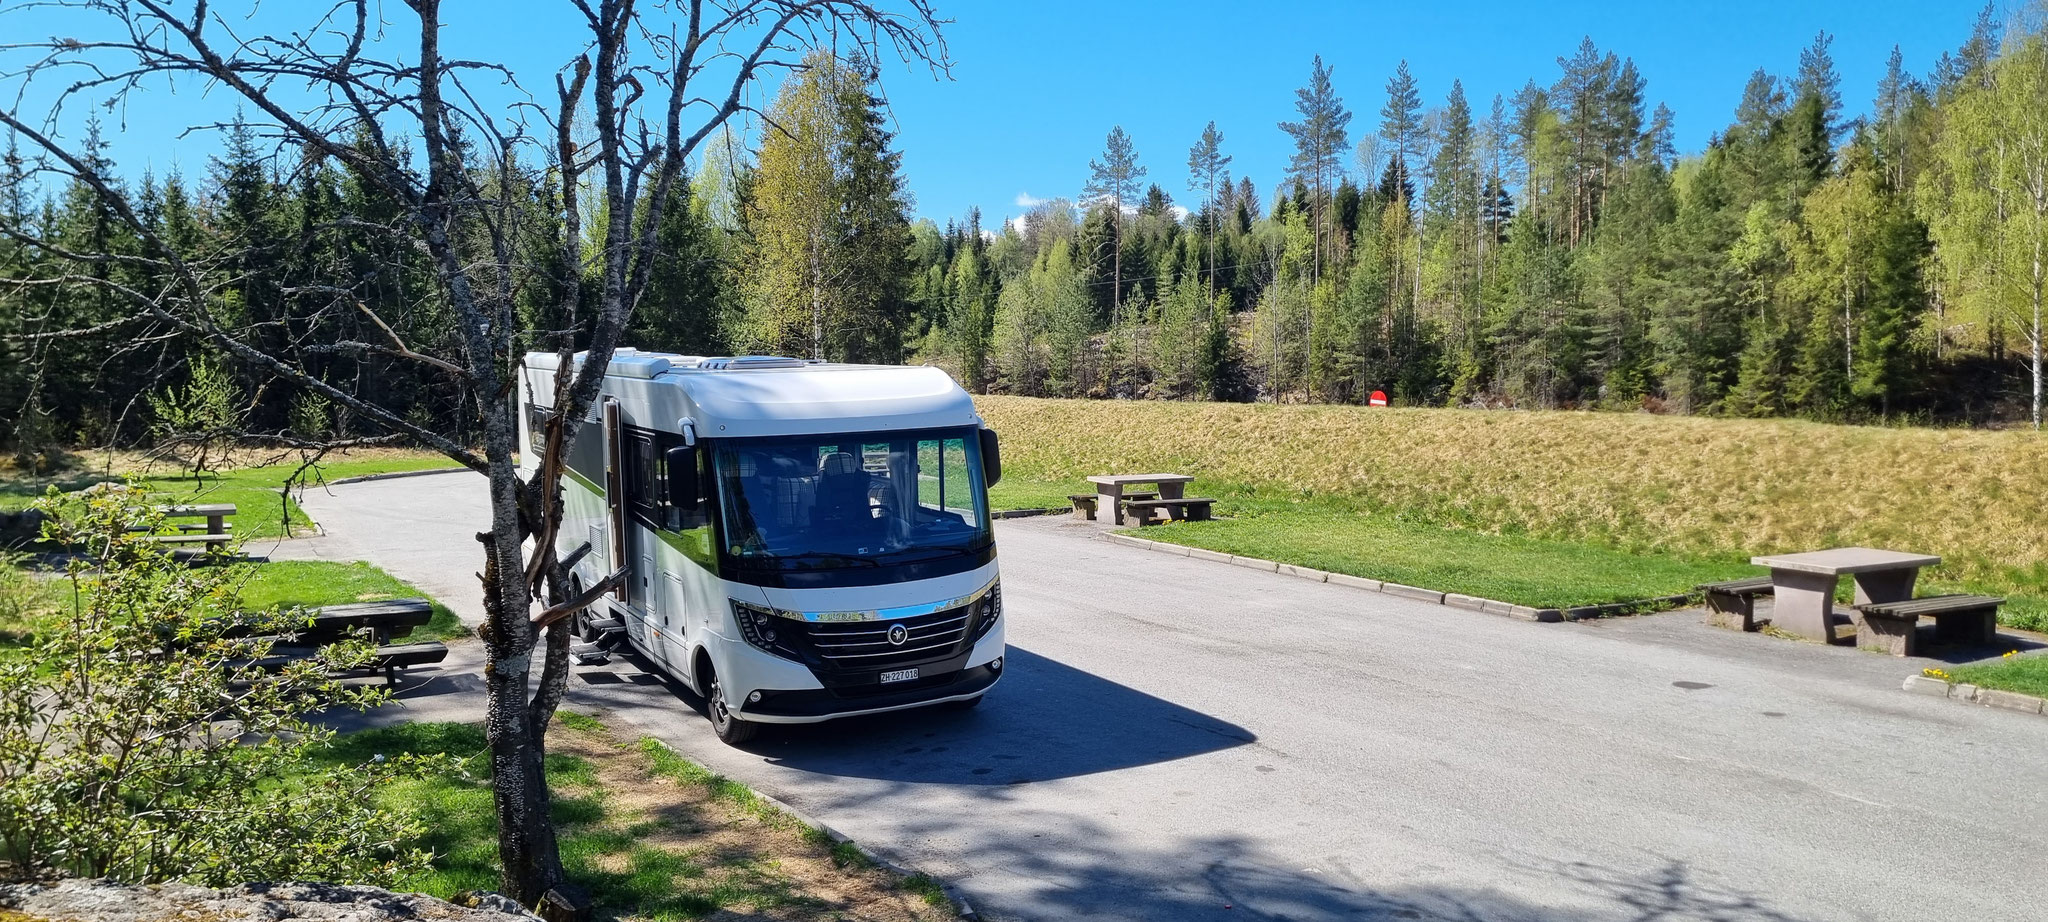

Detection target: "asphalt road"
[291, 472, 2048, 922]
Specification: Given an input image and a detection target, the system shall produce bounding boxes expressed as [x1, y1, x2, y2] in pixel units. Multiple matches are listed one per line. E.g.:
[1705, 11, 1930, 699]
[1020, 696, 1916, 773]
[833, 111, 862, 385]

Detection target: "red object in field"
[1369, 390, 1389, 406]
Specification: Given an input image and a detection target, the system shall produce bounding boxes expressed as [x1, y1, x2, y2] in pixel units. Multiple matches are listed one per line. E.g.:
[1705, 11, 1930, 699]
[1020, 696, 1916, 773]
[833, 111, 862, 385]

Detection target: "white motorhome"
[519, 350, 1005, 744]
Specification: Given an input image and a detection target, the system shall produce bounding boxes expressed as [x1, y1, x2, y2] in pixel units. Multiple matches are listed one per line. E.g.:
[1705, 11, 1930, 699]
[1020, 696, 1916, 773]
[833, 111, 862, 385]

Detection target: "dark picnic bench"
[243, 598, 449, 684]
[1123, 496, 1218, 526]
[1699, 576, 1775, 632]
[1856, 594, 2005, 657]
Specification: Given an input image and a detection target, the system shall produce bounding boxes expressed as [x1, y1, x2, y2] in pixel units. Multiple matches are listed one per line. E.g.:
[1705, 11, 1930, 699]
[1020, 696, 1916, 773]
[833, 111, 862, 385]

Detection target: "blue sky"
[4, 0, 1989, 228]
[884, 0, 1986, 229]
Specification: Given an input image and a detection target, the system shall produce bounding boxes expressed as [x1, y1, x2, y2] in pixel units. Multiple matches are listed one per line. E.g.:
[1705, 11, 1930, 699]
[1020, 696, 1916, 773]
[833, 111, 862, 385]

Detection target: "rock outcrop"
[0, 879, 539, 922]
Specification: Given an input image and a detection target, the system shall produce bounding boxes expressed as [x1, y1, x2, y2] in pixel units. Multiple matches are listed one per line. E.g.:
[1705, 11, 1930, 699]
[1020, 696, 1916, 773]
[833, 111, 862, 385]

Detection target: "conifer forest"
[5, 6, 2048, 454]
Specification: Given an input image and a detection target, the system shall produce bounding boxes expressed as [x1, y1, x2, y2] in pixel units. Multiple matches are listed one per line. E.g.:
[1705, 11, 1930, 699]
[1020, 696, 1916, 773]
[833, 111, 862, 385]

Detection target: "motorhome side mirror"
[978, 427, 1002, 487]
[664, 445, 697, 505]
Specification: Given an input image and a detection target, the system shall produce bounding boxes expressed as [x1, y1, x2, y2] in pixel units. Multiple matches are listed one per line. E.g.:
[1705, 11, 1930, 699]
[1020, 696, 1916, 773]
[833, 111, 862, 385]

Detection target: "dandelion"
[2004, 650, 2018, 658]
[1923, 667, 1952, 681]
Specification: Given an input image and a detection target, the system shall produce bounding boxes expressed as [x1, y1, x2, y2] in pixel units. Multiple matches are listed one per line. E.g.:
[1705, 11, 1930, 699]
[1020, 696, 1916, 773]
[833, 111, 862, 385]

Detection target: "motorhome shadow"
[523, 350, 1009, 745]
[571, 646, 1258, 785]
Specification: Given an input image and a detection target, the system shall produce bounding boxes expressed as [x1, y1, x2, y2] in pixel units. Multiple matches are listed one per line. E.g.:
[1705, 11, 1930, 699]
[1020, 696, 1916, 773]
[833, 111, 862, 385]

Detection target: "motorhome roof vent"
[605, 352, 672, 379]
[696, 355, 809, 371]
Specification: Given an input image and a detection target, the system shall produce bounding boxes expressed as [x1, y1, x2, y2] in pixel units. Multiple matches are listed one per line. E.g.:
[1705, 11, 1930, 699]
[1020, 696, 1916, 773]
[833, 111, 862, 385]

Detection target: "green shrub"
[0, 485, 444, 885]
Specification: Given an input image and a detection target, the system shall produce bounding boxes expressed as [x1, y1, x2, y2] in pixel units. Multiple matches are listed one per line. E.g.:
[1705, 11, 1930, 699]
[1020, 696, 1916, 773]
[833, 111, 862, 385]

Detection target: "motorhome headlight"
[732, 600, 798, 660]
[973, 580, 1002, 641]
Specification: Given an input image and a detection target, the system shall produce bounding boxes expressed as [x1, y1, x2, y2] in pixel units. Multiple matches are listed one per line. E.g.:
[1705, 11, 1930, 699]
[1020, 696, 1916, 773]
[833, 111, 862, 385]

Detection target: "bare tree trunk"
[2033, 232, 2044, 430]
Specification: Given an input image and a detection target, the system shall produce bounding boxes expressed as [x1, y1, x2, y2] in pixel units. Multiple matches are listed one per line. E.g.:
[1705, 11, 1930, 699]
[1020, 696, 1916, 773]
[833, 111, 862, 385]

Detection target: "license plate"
[879, 668, 919, 684]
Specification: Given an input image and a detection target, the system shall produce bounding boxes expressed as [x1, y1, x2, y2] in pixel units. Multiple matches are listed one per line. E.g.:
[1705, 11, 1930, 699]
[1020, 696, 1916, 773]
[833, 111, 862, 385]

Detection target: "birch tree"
[0, 0, 947, 908]
[1928, 32, 2048, 427]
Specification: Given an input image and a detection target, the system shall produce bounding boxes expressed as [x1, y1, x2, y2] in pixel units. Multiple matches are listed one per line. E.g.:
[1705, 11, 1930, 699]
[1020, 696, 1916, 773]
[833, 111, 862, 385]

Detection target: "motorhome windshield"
[713, 429, 991, 570]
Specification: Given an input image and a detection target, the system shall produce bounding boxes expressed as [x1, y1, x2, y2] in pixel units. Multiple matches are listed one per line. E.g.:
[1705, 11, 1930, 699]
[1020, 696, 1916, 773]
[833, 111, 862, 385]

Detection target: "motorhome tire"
[704, 662, 759, 744]
[569, 577, 599, 642]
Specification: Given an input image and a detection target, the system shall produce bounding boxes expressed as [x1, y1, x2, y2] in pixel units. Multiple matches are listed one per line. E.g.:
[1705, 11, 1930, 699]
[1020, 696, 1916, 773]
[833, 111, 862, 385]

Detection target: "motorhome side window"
[622, 428, 707, 532]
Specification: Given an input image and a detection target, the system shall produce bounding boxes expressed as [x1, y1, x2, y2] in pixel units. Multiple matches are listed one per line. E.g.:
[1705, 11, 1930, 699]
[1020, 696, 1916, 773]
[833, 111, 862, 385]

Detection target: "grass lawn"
[1, 559, 465, 646]
[1135, 496, 1756, 610]
[992, 474, 1756, 609]
[1, 450, 459, 539]
[979, 398, 2048, 629]
[987, 477, 1077, 513]
[1949, 655, 2048, 699]
[316, 718, 952, 920]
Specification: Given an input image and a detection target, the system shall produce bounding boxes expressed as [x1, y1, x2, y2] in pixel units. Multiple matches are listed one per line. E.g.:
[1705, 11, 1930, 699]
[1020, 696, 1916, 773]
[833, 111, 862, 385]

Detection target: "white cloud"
[1170, 205, 1191, 221]
[1015, 192, 1046, 208]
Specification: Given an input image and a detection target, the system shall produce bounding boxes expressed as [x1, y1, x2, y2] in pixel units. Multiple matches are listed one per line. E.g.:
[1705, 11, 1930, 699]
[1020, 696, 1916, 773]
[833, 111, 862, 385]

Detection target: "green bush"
[0, 485, 444, 885]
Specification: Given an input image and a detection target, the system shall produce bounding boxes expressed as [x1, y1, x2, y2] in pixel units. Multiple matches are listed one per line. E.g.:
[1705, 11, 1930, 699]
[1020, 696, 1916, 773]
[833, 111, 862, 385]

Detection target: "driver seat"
[813, 452, 870, 530]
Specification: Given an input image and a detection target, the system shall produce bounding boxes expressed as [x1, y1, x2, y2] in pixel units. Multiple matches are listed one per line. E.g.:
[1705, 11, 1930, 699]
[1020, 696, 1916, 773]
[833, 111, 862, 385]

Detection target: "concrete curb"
[1902, 674, 2048, 717]
[991, 507, 1063, 520]
[1097, 531, 1703, 626]
[645, 739, 981, 920]
[325, 467, 472, 486]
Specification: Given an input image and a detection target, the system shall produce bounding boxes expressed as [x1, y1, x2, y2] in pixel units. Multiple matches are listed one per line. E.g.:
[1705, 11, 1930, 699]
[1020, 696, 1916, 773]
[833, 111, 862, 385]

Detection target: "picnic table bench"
[1699, 576, 1775, 632]
[1856, 594, 2005, 657]
[241, 598, 448, 685]
[1122, 496, 1217, 526]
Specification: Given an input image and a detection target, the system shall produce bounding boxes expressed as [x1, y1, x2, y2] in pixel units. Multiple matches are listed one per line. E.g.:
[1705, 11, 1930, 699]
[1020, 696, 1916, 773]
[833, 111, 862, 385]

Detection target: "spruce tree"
[1378, 60, 1423, 205]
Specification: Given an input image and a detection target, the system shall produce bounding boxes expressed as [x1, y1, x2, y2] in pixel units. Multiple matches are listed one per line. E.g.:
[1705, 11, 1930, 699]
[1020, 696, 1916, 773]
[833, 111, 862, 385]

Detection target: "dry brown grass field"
[976, 397, 2048, 594]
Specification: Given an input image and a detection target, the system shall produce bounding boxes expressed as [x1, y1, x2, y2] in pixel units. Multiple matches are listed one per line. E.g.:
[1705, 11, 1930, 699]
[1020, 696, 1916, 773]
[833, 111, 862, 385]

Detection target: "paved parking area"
[303, 473, 2048, 922]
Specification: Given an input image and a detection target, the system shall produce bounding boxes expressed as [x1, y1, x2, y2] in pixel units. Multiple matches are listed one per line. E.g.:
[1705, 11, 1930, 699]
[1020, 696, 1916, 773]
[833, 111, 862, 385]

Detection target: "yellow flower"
[2004, 650, 2018, 658]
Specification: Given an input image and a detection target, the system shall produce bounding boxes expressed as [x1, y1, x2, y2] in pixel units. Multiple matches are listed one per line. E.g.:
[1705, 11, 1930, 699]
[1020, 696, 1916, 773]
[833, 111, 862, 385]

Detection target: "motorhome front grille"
[801, 606, 971, 670]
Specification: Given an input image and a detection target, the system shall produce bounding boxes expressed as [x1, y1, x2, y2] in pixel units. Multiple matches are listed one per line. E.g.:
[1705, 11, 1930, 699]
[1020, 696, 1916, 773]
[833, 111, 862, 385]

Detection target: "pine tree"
[1186, 121, 1232, 301]
[1083, 126, 1147, 326]
[1279, 55, 1352, 283]
[1553, 37, 1616, 246]
[1508, 80, 1553, 237]
[1872, 46, 1915, 192]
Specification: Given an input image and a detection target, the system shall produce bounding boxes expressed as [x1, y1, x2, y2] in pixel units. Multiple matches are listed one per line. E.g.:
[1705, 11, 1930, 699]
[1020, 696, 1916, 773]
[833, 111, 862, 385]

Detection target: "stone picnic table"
[1087, 474, 1193, 526]
[1749, 547, 1940, 642]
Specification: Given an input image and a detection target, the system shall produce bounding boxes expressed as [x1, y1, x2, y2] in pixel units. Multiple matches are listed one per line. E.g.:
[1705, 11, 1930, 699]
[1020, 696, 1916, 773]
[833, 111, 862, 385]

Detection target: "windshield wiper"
[874, 542, 990, 563]
[766, 551, 881, 569]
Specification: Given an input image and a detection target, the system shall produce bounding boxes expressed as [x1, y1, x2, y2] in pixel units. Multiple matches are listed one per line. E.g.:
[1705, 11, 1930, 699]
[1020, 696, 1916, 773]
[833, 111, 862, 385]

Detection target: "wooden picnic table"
[1749, 547, 1940, 642]
[1088, 474, 1194, 526]
[130, 503, 238, 552]
[163, 503, 235, 534]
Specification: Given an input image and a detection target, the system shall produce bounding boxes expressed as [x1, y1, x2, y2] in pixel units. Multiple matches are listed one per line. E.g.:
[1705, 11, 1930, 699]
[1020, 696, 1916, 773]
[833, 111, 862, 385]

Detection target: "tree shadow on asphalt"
[903, 817, 1817, 922]
[569, 645, 1256, 785]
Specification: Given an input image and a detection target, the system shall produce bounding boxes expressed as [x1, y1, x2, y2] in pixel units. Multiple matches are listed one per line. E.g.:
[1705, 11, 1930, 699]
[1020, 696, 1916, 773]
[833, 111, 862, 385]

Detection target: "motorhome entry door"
[601, 397, 628, 605]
